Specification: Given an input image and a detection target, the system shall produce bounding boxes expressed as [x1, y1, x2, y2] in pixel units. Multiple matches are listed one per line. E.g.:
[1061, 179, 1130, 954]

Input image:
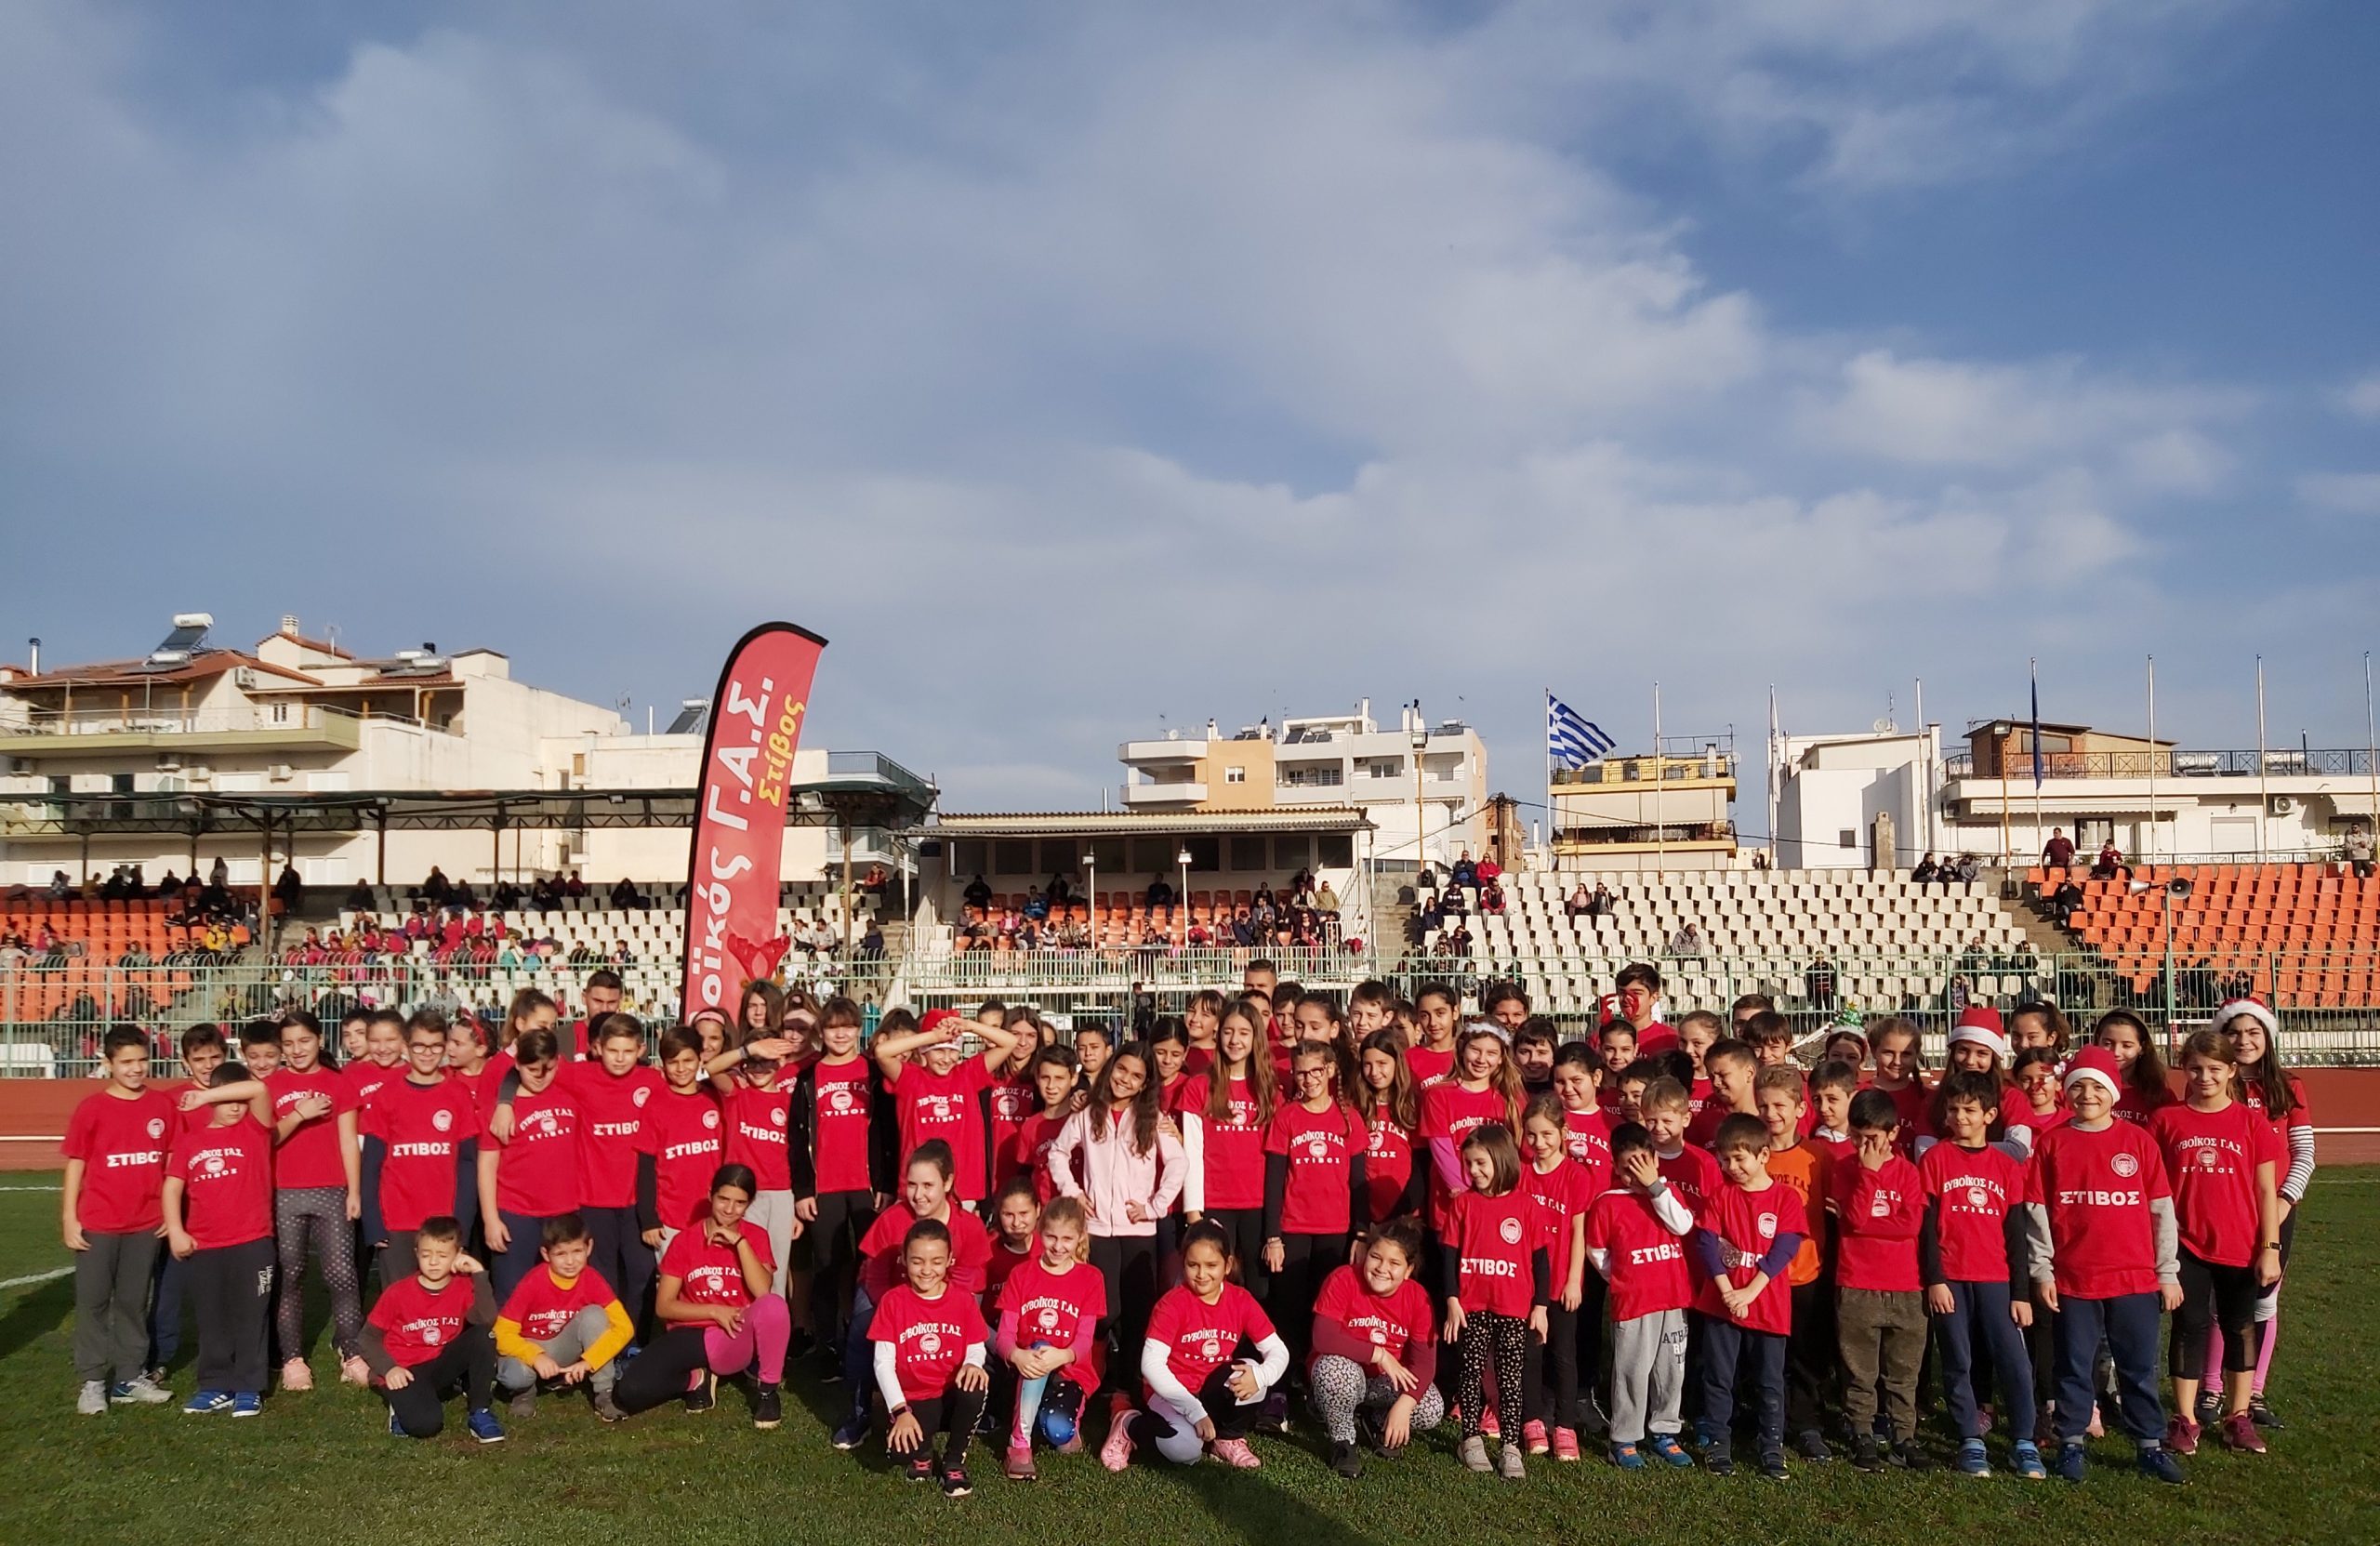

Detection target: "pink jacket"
[1052, 1104, 1185, 1238]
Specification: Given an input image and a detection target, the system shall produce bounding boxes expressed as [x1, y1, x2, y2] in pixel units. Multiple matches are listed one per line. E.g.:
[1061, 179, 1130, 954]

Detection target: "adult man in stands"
[963, 874, 993, 910]
[572, 970, 625, 1058]
[1450, 851, 1478, 889]
[2042, 826, 2074, 871]
[1612, 962, 1675, 1056]
[2351, 826, 2376, 881]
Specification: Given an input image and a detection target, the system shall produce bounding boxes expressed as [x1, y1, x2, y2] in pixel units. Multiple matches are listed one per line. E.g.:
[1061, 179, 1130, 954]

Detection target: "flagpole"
[1913, 676, 1927, 864]
[1767, 685, 1780, 868]
[2256, 657, 2268, 862]
[1653, 681, 1664, 876]
[2147, 654, 2158, 865]
[1999, 718, 2012, 864]
[1544, 689, 1554, 875]
[2030, 658, 2044, 867]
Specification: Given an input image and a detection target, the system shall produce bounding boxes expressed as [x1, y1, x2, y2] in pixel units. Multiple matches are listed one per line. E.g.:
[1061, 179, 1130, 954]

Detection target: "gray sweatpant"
[74, 1230, 162, 1384]
[496, 1305, 620, 1396]
[1608, 1308, 1688, 1445]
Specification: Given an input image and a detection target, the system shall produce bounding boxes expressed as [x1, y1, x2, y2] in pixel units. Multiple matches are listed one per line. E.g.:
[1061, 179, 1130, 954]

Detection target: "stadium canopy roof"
[907, 806, 1373, 840]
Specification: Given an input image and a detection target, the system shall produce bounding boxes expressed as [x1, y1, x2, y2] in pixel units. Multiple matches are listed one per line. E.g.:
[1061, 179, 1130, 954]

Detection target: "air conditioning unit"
[186, 765, 213, 784]
[269, 763, 294, 783]
[232, 667, 259, 690]
[8, 757, 34, 775]
[2270, 795, 2297, 816]
[155, 753, 183, 773]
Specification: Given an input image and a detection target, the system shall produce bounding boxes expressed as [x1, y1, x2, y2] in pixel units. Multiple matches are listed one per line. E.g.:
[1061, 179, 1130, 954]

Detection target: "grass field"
[3, 1172, 2373, 1546]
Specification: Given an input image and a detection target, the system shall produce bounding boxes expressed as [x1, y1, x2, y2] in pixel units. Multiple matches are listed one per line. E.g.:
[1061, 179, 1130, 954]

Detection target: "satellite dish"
[1873, 717, 1897, 734]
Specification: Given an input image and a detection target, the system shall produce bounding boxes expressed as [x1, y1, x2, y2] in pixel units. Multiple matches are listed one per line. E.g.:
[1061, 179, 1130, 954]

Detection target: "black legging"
[585, 1205, 654, 1333]
[615, 1324, 719, 1415]
[804, 1190, 876, 1346]
[1458, 1309, 1528, 1440]
[1091, 1235, 1160, 1394]
[385, 1328, 495, 1436]
[1525, 1302, 1579, 1432]
[900, 1383, 988, 1465]
[2173, 1250, 2259, 1380]
[1200, 1209, 1267, 1299]
[1271, 1232, 1346, 1371]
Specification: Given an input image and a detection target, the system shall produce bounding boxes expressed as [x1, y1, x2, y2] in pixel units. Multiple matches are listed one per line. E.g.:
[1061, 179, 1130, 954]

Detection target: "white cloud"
[2344, 375, 2380, 421]
[2299, 473, 2380, 517]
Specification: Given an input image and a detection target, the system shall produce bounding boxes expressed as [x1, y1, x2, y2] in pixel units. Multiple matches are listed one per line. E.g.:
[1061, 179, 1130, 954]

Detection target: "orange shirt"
[1763, 1140, 1832, 1287]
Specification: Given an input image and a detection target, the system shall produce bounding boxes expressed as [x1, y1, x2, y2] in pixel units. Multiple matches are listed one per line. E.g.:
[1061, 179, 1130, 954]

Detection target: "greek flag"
[1547, 693, 1616, 770]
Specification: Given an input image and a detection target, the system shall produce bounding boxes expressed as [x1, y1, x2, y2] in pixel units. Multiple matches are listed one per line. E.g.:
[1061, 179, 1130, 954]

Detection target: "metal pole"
[258, 812, 275, 960]
[1653, 681, 1664, 875]
[2147, 655, 2158, 864]
[841, 823, 855, 958]
[1413, 702, 1426, 876]
[2030, 660, 2044, 872]
[2256, 656, 2268, 862]
[1999, 722, 2012, 863]
[2365, 652, 2375, 865]
[2162, 884, 2175, 1037]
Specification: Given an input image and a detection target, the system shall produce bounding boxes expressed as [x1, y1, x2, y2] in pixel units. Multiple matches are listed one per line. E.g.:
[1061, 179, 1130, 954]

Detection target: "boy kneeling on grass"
[493, 1210, 633, 1421]
[363, 1214, 505, 1444]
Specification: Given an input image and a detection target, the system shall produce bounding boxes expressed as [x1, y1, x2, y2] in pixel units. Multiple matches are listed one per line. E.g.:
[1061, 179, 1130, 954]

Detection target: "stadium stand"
[2054, 861, 2380, 1009]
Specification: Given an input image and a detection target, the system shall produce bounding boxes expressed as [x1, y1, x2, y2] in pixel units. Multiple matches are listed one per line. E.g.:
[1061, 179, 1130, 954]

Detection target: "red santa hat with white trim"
[2062, 1044, 2123, 1100]
[2213, 997, 2279, 1037]
[1947, 1005, 2008, 1063]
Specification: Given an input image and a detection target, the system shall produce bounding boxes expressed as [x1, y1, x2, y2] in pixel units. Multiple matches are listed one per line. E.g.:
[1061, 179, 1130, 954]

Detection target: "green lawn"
[2, 1171, 2373, 1546]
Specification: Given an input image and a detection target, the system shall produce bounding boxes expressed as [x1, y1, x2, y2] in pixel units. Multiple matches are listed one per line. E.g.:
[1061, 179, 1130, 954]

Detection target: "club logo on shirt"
[431, 1109, 454, 1133]
[918, 1331, 942, 1356]
[1304, 1134, 1332, 1159]
[202, 1155, 227, 1176]
[2110, 1152, 2139, 1179]
[828, 1088, 855, 1114]
[1756, 1211, 1778, 1239]
[1967, 1186, 1990, 1209]
[633, 1087, 652, 1108]
[1200, 1337, 1222, 1359]
[422, 1325, 443, 1346]
[1498, 1216, 1523, 1246]
[769, 1105, 787, 1128]
[2196, 1147, 2220, 1169]
[146, 1118, 165, 1140]
[1034, 1307, 1060, 1332]
[703, 1110, 721, 1130]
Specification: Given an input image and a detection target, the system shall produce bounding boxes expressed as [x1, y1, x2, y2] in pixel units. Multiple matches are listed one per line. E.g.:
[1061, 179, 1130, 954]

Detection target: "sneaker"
[2194, 1389, 2221, 1427]
[1354, 1408, 1386, 1455]
[339, 1355, 372, 1387]
[831, 1417, 870, 1451]
[2247, 1394, 2283, 1430]
[1479, 1407, 1501, 1440]
[1553, 1426, 1580, 1462]
[1758, 1449, 1789, 1482]
[752, 1382, 782, 1431]
[1691, 1418, 1717, 1451]
[1521, 1418, 1550, 1456]
[938, 1460, 973, 1498]
[507, 1386, 536, 1420]
[2220, 1411, 2267, 1454]
[593, 1390, 625, 1423]
[1957, 1438, 1990, 1477]
[2055, 1442, 2087, 1484]
[467, 1407, 507, 1444]
[1054, 1425, 1085, 1457]
[2012, 1441, 2046, 1480]
[1576, 1389, 1610, 1438]
[230, 1393, 262, 1418]
[2165, 1415, 2199, 1456]
[1006, 1442, 1038, 1482]
[1704, 1440, 1735, 1477]
[77, 1381, 108, 1417]
[1259, 1391, 1290, 1434]
[682, 1371, 715, 1415]
[2136, 1445, 2184, 1486]
[389, 1407, 406, 1438]
[1892, 1440, 1935, 1472]
[1210, 1436, 1261, 1470]
[1849, 1435, 1884, 1473]
[1794, 1428, 1832, 1462]
[181, 1390, 232, 1416]
[1647, 1433, 1694, 1469]
[1329, 1439, 1363, 1478]
[1498, 1441, 1526, 1480]
[281, 1358, 313, 1393]
[1100, 1412, 1138, 1472]
[111, 1377, 171, 1406]
[903, 1452, 935, 1484]
[146, 1366, 170, 1389]
[1609, 1441, 1646, 1471]
[1459, 1434, 1492, 1473]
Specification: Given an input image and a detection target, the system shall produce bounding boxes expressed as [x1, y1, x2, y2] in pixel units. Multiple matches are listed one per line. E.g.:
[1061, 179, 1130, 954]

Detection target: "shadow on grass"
[1149, 1446, 1388, 1546]
[0, 1273, 73, 1365]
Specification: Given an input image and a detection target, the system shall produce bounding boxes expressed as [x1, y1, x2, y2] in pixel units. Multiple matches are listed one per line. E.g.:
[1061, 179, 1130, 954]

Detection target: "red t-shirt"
[1446, 1187, 1547, 1318]
[1692, 1181, 1806, 1335]
[498, 1265, 619, 1342]
[1143, 1283, 1276, 1406]
[484, 1083, 579, 1218]
[723, 1078, 793, 1194]
[869, 1284, 990, 1402]
[448, 1063, 503, 1128]
[2150, 1102, 2281, 1268]
[1918, 1142, 2029, 1284]
[639, 1085, 723, 1229]
[1309, 1263, 1432, 1375]
[1561, 1107, 1616, 1192]
[997, 1256, 1107, 1348]
[891, 1058, 995, 1200]
[1175, 1073, 1266, 1211]
[64, 1088, 175, 1234]
[1634, 1022, 1678, 1058]
[365, 1076, 475, 1233]
[343, 1057, 404, 1117]
[167, 1115, 274, 1249]
[985, 1077, 1036, 1185]
[1878, 1081, 1931, 1156]
[808, 1058, 877, 1195]
[266, 1066, 357, 1192]
[658, 1222, 775, 1320]
[1405, 1043, 1457, 1088]
[2028, 1120, 2173, 1300]
[1265, 1100, 1363, 1235]
[1523, 1156, 1595, 1289]
[983, 1240, 1032, 1308]
[368, 1273, 483, 1368]
[1362, 1106, 1414, 1222]
[1654, 1143, 1722, 1221]
[562, 1062, 664, 1208]
[1586, 1187, 1693, 1320]
[1831, 1155, 1924, 1292]
[2238, 1076, 2310, 1145]
[859, 1203, 993, 1301]
[1006, 1110, 1071, 1203]
[1421, 1082, 1512, 1227]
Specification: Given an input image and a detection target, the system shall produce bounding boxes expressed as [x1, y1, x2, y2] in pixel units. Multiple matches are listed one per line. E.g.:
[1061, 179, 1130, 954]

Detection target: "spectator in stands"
[154, 866, 179, 895]
[2047, 875, 2084, 929]
[563, 870, 586, 898]
[343, 879, 374, 913]
[2088, 839, 2124, 881]
[1668, 921, 1705, 958]
[608, 877, 647, 910]
[1316, 879, 1340, 915]
[858, 919, 885, 960]
[1805, 954, 1838, 1015]
[1478, 879, 1506, 916]
[1912, 853, 1940, 884]
[422, 865, 452, 906]
[1590, 882, 1614, 918]
[1145, 873, 1175, 910]
[1043, 870, 1070, 906]
[1451, 850, 1478, 888]
[964, 874, 993, 909]
[1953, 852, 1981, 883]
[1565, 882, 1592, 918]
[273, 864, 304, 914]
[2042, 827, 2074, 870]
[2352, 826, 2377, 880]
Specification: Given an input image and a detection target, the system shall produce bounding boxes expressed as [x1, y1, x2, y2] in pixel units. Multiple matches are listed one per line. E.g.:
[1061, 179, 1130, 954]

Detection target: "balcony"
[0, 706, 364, 758]
[1552, 753, 1735, 788]
[1117, 738, 1204, 765]
[1946, 747, 2380, 781]
[1121, 781, 1205, 806]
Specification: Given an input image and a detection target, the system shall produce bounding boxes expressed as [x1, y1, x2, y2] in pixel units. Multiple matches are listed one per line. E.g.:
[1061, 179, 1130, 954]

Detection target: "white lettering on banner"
[702, 785, 749, 834]
[707, 850, 753, 882]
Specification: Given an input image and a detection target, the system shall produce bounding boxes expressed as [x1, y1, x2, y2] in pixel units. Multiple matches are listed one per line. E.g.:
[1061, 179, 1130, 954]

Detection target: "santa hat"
[1948, 1005, 2009, 1063]
[2062, 1044, 2123, 1101]
[919, 1007, 963, 1037]
[2213, 997, 2279, 1037]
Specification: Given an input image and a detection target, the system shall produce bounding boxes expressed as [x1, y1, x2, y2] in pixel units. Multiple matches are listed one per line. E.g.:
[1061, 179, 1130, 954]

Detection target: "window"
[1275, 834, 1312, 868]
[1363, 759, 1402, 779]
[1184, 836, 1220, 871]
[1228, 835, 1267, 871]
[1281, 767, 1343, 788]
[1038, 839, 1077, 876]
[1090, 837, 1128, 874]
[992, 840, 1033, 876]
[1839, 829, 1857, 849]
[1223, 766, 1246, 784]
[950, 839, 986, 878]
[1317, 833, 1354, 867]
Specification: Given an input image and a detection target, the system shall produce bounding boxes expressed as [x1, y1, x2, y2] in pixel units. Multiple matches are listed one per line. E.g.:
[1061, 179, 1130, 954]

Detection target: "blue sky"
[4, 1, 2377, 825]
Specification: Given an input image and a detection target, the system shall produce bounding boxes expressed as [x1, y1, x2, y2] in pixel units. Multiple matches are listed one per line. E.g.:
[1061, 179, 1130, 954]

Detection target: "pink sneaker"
[1523, 1420, 1550, 1455]
[1100, 1413, 1138, 1472]
[1481, 1408, 1501, 1440]
[1553, 1427, 1581, 1462]
[1004, 1442, 1037, 1481]
[2220, 1413, 2267, 1454]
[280, 1358, 313, 1393]
[1209, 1436, 1261, 1469]
[2165, 1415, 2200, 1456]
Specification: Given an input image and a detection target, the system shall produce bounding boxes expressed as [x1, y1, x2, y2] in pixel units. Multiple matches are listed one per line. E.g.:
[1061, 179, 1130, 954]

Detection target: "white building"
[1770, 726, 1944, 870]
[1117, 699, 1488, 872]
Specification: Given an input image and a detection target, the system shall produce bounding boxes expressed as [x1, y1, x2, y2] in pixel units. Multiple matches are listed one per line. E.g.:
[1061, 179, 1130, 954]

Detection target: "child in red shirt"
[785, 999, 885, 1364]
[363, 1215, 502, 1442]
[492, 1210, 632, 1420]
[614, 1162, 790, 1429]
[1000, 1045, 1078, 1201]
[1917, 1069, 2041, 1478]
[871, 1217, 994, 1496]
[1868, 1018, 1932, 1155]
[1173, 1005, 1276, 1279]
[1441, 1123, 1551, 1479]
[165, 1058, 275, 1416]
[265, 1009, 366, 1390]
[1691, 1114, 1807, 1480]
[1587, 1121, 1697, 1469]
[63, 1026, 177, 1411]
[1263, 1044, 1368, 1371]
[1304, 1217, 1441, 1478]
[2095, 1010, 2175, 1127]
[837, 1140, 991, 1447]
[872, 1008, 1024, 1204]
[1101, 1219, 1289, 1472]
[363, 1012, 477, 1287]
[1357, 1030, 1423, 1222]
[1519, 1093, 1593, 1460]
[994, 1196, 1105, 1479]
[638, 1027, 723, 1252]
[1753, 1065, 1836, 1462]
[1831, 1087, 1927, 1471]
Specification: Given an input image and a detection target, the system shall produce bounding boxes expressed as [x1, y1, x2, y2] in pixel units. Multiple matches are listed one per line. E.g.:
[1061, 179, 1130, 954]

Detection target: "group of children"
[61, 965, 2313, 1497]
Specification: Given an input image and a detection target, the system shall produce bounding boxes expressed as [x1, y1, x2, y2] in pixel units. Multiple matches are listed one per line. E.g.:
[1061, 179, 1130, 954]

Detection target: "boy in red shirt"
[364, 1214, 503, 1442]
[63, 1025, 178, 1413]
[1831, 1088, 1928, 1471]
[872, 1008, 1023, 1205]
[1684, 1038, 1757, 1150]
[364, 1011, 478, 1287]
[1753, 1065, 1836, 1462]
[1690, 1114, 1807, 1480]
[493, 1211, 632, 1421]
[1918, 1069, 2043, 1479]
[163, 1060, 275, 1416]
[2030, 1046, 2185, 1484]
[1584, 1122, 1696, 1470]
[147, 1022, 228, 1381]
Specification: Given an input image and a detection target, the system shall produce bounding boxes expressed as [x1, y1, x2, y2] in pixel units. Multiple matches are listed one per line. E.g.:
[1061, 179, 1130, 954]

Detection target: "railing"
[1947, 747, 2380, 780]
[1554, 755, 1736, 786]
[1, 704, 407, 738]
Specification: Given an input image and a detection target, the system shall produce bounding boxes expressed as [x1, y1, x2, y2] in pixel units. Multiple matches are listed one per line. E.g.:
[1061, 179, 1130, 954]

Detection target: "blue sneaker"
[1957, 1438, 1989, 1477]
[389, 1408, 407, 1438]
[2136, 1446, 2184, 1486]
[1608, 1441, 1646, 1471]
[467, 1407, 507, 1445]
[2011, 1441, 2046, 1481]
[1647, 1433, 1694, 1469]
[181, 1390, 232, 1416]
[2055, 1443, 2087, 1483]
[1690, 1419, 1717, 1451]
[831, 1417, 870, 1451]
[230, 1393, 263, 1418]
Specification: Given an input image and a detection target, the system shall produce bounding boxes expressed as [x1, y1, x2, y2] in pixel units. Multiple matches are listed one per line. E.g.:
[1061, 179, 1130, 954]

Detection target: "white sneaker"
[78, 1381, 109, 1417]
[112, 1377, 173, 1406]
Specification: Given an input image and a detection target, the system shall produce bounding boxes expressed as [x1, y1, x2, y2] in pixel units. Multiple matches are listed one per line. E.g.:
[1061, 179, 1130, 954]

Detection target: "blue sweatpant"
[2052, 1291, 2162, 1446]
[1935, 1280, 2035, 1441]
